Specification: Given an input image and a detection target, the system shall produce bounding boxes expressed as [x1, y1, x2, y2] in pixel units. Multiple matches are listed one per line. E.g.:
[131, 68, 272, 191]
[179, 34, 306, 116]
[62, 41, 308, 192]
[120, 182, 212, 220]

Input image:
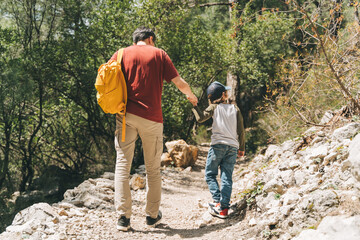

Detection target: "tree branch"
[199, 2, 232, 7]
[294, 0, 360, 113]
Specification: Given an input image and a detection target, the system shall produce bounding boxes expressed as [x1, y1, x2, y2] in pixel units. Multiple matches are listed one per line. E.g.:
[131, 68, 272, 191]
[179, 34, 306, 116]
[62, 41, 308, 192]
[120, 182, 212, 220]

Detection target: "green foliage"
[0, 0, 236, 197]
[192, 125, 211, 145]
[274, 193, 281, 200]
[234, 9, 294, 92]
[237, 181, 264, 206]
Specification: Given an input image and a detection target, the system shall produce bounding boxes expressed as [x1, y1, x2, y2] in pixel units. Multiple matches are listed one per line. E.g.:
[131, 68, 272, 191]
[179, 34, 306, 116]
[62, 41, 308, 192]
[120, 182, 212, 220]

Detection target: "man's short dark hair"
[132, 27, 156, 43]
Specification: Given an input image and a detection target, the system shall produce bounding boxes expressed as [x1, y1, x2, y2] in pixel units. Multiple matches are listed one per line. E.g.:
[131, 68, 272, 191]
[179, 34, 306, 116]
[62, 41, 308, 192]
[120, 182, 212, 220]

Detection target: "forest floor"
[90, 145, 251, 240]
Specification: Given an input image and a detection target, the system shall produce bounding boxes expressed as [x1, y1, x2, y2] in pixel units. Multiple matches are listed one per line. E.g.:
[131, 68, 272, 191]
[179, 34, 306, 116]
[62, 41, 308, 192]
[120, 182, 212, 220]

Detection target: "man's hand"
[187, 94, 198, 106]
[238, 150, 245, 158]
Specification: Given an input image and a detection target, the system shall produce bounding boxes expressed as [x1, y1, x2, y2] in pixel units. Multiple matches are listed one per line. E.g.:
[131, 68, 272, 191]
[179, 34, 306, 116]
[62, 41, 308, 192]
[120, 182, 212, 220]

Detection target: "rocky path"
[1, 144, 251, 240]
[105, 145, 248, 240]
[53, 145, 249, 240]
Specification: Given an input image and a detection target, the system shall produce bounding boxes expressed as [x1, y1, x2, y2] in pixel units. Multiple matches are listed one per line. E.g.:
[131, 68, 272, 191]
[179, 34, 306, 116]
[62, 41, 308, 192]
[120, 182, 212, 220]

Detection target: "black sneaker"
[146, 210, 162, 226]
[117, 216, 130, 231]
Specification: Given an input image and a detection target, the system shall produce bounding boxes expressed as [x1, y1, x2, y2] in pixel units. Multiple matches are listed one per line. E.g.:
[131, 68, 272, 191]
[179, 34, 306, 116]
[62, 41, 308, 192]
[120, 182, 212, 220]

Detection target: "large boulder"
[161, 140, 198, 168]
[5, 203, 59, 235]
[62, 178, 114, 210]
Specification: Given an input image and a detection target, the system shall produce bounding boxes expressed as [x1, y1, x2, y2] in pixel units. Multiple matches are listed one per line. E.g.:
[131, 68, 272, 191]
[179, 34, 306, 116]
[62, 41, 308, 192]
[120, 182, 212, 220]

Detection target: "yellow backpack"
[95, 49, 127, 142]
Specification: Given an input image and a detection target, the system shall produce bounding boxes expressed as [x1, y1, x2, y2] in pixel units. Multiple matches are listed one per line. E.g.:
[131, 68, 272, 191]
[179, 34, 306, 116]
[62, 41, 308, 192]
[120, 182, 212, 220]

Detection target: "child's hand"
[238, 150, 245, 158]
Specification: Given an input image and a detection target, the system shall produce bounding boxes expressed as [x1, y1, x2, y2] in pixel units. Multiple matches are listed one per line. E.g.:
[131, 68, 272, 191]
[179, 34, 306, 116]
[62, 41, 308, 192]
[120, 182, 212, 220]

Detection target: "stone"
[262, 168, 281, 183]
[332, 123, 360, 141]
[280, 170, 295, 187]
[58, 209, 69, 217]
[196, 211, 213, 228]
[263, 178, 285, 194]
[292, 215, 360, 240]
[100, 172, 114, 180]
[160, 152, 173, 167]
[280, 205, 292, 216]
[294, 170, 307, 186]
[264, 145, 281, 159]
[310, 136, 323, 145]
[319, 111, 334, 125]
[298, 190, 339, 214]
[323, 152, 337, 165]
[162, 140, 199, 168]
[62, 179, 113, 210]
[256, 192, 281, 210]
[289, 160, 302, 170]
[6, 203, 59, 235]
[130, 174, 146, 190]
[348, 133, 360, 181]
[249, 218, 257, 226]
[306, 145, 329, 160]
[95, 179, 114, 190]
[281, 191, 300, 206]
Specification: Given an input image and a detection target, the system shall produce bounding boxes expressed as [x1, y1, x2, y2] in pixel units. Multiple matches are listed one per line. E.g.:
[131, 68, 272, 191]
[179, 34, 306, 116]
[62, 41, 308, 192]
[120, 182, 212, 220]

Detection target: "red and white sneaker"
[208, 202, 220, 208]
[209, 204, 229, 219]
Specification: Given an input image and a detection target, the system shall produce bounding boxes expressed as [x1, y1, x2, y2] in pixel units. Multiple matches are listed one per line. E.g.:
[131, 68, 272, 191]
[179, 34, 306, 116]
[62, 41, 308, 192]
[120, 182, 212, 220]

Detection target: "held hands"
[238, 150, 245, 158]
[187, 94, 198, 107]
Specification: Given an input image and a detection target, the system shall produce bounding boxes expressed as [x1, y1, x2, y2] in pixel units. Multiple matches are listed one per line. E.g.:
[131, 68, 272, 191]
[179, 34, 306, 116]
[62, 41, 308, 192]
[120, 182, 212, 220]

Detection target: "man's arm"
[171, 76, 198, 106]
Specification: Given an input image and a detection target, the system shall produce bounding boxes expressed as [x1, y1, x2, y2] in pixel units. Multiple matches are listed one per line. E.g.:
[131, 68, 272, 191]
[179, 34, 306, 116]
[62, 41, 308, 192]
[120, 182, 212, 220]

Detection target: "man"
[109, 27, 198, 231]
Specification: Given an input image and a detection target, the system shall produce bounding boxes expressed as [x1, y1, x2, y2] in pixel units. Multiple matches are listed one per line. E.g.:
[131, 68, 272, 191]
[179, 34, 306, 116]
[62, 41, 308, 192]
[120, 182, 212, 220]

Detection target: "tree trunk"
[226, 72, 238, 101]
[226, 0, 239, 102]
[0, 121, 11, 189]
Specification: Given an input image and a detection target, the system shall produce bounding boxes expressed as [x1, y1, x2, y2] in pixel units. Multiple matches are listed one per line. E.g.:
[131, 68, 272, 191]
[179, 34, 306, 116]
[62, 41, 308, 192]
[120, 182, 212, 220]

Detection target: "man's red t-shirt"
[109, 45, 179, 123]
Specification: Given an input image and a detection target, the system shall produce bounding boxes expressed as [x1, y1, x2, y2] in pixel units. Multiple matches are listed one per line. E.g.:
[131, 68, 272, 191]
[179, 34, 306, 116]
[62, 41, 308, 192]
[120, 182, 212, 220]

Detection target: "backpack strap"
[117, 48, 126, 142]
[117, 48, 124, 63]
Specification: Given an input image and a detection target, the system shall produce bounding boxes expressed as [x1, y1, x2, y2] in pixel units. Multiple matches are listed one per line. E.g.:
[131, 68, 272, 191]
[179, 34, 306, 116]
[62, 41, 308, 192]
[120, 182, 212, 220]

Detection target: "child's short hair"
[207, 81, 231, 103]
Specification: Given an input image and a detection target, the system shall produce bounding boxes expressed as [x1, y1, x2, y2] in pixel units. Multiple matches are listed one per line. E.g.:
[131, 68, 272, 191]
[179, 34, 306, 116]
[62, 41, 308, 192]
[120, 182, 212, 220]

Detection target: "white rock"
[249, 218, 257, 226]
[280, 205, 292, 216]
[307, 145, 329, 160]
[332, 123, 360, 141]
[348, 133, 360, 181]
[196, 211, 213, 228]
[263, 178, 285, 194]
[294, 170, 307, 185]
[6, 203, 59, 235]
[323, 152, 337, 164]
[280, 170, 295, 187]
[319, 111, 333, 125]
[100, 172, 114, 180]
[292, 215, 360, 240]
[282, 192, 300, 206]
[256, 192, 281, 210]
[289, 160, 302, 170]
[265, 145, 281, 159]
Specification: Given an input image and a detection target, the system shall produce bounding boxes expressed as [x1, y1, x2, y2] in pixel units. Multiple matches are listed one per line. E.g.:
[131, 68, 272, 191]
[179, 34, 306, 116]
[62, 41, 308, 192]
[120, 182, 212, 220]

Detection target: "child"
[191, 81, 245, 218]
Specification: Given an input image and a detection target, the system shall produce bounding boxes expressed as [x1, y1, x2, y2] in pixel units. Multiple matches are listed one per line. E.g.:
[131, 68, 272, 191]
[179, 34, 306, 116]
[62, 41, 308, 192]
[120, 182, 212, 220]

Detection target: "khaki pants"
[114, 113, 163, 219]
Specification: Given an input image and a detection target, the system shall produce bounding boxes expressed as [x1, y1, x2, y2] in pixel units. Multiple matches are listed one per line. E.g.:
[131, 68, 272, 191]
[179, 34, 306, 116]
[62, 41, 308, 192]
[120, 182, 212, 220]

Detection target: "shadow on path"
[128, 209, 247, 239]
